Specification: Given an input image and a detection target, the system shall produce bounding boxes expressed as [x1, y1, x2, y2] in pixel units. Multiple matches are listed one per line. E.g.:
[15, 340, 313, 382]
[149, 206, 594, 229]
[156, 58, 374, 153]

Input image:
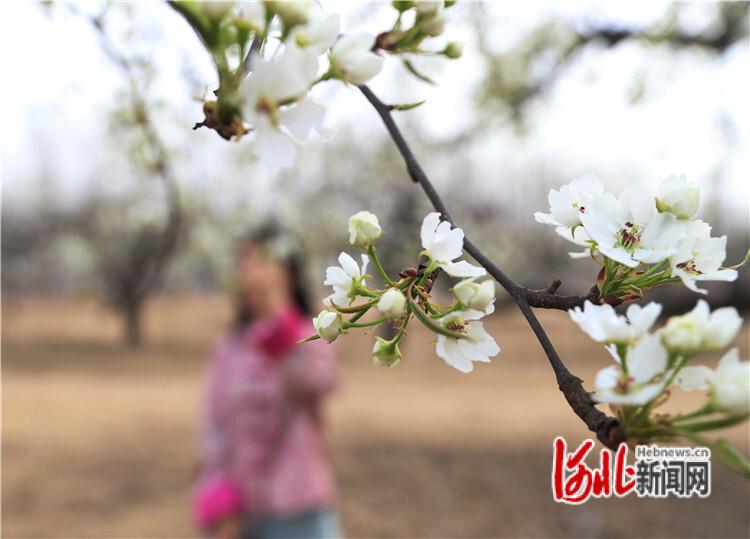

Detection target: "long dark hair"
[233, 223, 312, 330]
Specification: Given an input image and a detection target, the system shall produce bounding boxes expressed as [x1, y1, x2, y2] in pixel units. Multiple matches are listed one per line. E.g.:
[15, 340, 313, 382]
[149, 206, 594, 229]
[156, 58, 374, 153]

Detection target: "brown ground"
[2, 295, 749, 538]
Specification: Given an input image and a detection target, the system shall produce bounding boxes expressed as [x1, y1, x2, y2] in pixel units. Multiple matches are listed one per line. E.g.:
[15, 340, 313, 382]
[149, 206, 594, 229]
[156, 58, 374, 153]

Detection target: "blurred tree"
[473, 2, 749, 129]
[78, 5, 185, 347]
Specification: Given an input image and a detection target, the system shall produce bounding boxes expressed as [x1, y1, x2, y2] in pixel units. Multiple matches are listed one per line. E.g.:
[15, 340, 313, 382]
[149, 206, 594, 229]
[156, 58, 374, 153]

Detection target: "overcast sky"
[1, 1, 748, 222]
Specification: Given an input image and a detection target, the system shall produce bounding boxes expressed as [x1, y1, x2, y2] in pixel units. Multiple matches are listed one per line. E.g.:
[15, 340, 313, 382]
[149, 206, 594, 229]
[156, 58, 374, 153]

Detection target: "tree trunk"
[124, 302, 142, 348]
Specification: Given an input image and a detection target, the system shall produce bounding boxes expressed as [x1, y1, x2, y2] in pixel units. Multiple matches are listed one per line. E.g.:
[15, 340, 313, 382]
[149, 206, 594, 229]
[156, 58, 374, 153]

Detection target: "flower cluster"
[173, 1, 462, 167]
[535, 175, 741, 299]
[570, 299, 750, 474]
[306, 211, 500, 373]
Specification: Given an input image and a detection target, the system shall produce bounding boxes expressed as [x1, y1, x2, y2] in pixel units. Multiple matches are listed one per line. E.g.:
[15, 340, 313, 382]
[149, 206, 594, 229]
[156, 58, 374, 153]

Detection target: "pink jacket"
[193, 306, 338, 529]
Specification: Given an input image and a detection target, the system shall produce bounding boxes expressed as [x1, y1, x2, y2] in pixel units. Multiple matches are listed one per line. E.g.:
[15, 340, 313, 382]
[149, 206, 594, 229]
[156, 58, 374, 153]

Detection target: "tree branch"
[359, 84, 625, 449]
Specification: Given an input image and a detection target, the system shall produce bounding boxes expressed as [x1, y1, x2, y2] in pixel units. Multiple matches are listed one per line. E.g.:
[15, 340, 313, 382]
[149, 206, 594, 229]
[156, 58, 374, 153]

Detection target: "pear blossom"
[313, 310, 342, 342]
[581, 186, 686, 268]
[660, 300, 742, 355]
[452, 279, 495, 315]
[330, 33, 384, 85]
[534, 175, 605, 229]
[592, 334, 668, 405]
[669, 220, 737, 294]
[377, 288, 407, 319]
[656, 174, 700, 220]
[435, 311, 500, 373]
[676, 349, 750, 414]
[568, 301, 662, 345]
[372, 337, 402, 367]
[348, 211, 382, 247]
[323, 252, 370, 307]
[288, 13, 340, 54]
[712, 349, 750, 414]
[420, 212, 485, 277]
[242, 46, 323, 168]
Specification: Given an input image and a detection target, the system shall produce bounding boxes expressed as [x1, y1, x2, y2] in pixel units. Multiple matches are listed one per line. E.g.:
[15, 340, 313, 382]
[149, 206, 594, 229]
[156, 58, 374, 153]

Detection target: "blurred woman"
[193, 226, 341, 539]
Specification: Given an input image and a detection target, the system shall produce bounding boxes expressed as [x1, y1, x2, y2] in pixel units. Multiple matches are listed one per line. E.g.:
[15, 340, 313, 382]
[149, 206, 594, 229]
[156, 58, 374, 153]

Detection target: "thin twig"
[358, 84, 625, 449]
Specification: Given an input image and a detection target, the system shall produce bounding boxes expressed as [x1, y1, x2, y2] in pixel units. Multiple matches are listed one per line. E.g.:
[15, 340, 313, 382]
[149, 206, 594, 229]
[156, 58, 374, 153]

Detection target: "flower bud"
[313, 310, 342, 343]
[348, 211, 382, 248]
[656, 174, 700, 220]
[377, 288, 407, 319]
[703, 306, 742, 350]
[443, 42, 463, 59]
[660, 314, 704, 355]
[415, 1, 442, 16]
[712, 349, 750, 414]
[452, 279, 495, 314]
[331, 33, 384, 85]
[372, 337, 402, 367]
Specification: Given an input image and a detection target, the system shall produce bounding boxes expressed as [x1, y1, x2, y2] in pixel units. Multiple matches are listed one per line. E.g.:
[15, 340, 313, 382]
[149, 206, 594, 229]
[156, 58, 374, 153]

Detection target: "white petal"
[595, 365, 620, 390]
[338, 252, 360, 278]
[441, 260, 486, 278]
[253, 125, 296, 169]
[278, 99, 325, 141]
[675, 366, 715, 391]
[420, 213, 441, 250]
[626, 333, 667, 383]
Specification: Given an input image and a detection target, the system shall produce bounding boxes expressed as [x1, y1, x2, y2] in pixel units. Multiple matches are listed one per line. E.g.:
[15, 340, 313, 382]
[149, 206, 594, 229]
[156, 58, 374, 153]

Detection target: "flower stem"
[368, 245, 398, 286]
[406, 284, 464, 339]
[345, 317, 389, 329]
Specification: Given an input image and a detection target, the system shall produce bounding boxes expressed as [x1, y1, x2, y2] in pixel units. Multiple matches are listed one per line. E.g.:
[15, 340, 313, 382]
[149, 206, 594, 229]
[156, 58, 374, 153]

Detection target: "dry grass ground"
[2, 295, 749, 538]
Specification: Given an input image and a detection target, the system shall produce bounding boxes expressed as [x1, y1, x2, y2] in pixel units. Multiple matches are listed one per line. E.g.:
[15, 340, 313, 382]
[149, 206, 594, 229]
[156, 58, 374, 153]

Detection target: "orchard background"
[2, 1, 749, 537]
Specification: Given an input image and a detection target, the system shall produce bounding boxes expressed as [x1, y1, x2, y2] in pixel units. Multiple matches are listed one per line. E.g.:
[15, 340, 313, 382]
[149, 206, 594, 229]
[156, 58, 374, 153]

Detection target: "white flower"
[377, 288, 407, 319]
[452, 279, 495, 315]
[313, 309, 342, 342]
[420, 212, 485, 277]
[323, 252, 370, 307]
[661, 300, 742, 354]
[330, 33, 384, 85]
[656, 174, 700, 220]
[534, 176, 605, 228]
[569, 300, 661, 345]
[234, 2, 266, 33]
[669, 220, 737, 294]
[581, 186, 686, 268]
[593, 334, 668, 405]
[372, 337, 402, 367]
[242, 47, 323, 168]
[712, 349, 750, 414]
[348, 211, 382, 248]
[288, 13, 339, 55]
[435, 311, 500, 373]
[677, 349, 750, 414]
